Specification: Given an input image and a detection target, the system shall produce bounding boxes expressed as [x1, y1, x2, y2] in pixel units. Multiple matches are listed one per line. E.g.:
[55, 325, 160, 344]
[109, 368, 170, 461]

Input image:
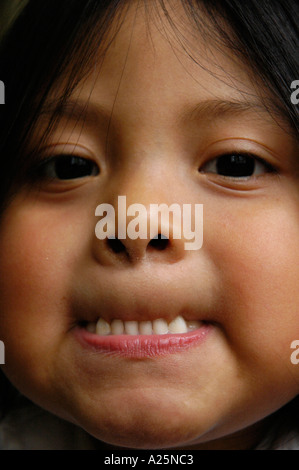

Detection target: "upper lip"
[72, 264, 212, 325]
[72, 290, 206, 325]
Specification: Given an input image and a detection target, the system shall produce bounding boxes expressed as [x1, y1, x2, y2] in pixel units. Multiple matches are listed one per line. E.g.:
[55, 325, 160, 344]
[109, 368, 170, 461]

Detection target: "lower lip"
[75, 323, 211, 358]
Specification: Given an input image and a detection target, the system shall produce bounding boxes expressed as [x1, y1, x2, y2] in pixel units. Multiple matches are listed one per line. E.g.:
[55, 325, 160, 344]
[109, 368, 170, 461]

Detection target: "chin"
[68, 398, 210, 450]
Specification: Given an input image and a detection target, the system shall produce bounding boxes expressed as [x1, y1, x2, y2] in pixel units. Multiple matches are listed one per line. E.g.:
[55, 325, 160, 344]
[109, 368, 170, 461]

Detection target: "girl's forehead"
[39, 0, 294, 149]
[51, 2, 262, 115]
[93, 2, 252, 89]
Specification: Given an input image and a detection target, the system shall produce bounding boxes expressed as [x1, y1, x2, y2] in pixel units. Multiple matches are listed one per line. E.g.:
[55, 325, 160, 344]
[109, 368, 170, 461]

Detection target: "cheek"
[0, 194, 94, 302]
[226, 208, 299, 312]
[208, 202, 299, 379]
[0, 199, 92, 385]
[0, 209, 70, 317]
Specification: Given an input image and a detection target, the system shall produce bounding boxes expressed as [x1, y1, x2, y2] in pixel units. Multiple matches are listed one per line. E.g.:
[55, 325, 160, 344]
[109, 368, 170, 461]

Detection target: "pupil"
[55, 156, 94, 179]
[217, 154, 255, 177]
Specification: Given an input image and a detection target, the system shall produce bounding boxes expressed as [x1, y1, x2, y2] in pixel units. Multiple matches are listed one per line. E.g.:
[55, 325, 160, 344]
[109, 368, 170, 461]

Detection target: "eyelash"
[33, 154, 100, 180]
[199, 152, 276, 179]
[31, 151, 276, 182]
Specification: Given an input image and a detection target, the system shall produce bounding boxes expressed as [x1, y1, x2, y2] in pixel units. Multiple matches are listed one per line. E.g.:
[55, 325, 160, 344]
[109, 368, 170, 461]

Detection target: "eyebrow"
[181, 98, 267, 124]
[39, 99, 112, 126]
[39, 96, 272, 128]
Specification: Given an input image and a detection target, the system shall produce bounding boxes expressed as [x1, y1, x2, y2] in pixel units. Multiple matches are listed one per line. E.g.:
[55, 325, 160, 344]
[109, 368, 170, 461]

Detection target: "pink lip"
[75, 323, 211, 358]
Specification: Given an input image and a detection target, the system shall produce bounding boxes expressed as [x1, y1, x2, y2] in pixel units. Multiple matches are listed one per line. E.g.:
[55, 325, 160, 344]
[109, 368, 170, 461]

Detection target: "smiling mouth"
[75, 315, 211, 358]
[83, 315, 203, 336]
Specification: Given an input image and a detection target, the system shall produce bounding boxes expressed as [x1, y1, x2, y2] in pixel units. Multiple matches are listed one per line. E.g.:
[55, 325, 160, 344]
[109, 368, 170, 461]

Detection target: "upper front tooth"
[96, 318, 111, 335]
[111, 319, 124, 335]
[88, 316, 203, 336]
[124, 321, 139, 335]
[139, 321, 153, 335]
[168, 316, 188, 334]
[153, 318, 168, 335]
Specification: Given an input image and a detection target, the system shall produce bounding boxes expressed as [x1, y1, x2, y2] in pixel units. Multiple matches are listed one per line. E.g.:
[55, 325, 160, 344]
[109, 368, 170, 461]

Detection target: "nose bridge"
[114, 155, 185, 235]
[116, 146, 181, 205]
[93, 140, 199, 264]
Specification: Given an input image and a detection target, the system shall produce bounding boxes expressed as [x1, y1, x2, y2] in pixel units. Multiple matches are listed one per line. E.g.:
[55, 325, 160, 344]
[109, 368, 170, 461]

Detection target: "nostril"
[106, 237, 126, 254]
[148, 234, 169, 251]
[106, 234, 171, 257]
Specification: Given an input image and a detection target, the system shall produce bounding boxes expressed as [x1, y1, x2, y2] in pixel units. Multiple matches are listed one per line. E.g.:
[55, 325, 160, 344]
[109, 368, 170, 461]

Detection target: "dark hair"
[0, 0, 298, 449]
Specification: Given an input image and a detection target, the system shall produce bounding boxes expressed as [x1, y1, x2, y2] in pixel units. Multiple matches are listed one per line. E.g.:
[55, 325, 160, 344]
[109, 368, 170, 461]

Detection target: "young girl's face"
[0, 2, 299, 449]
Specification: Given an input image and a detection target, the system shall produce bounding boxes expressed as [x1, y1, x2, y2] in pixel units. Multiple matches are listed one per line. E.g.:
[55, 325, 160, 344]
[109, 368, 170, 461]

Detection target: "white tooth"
[92, 317, 202, 336]
[186, 320, 203, 331]
[139, 321, 153, 335]
[168, 316, 188, 334]
[86, 322, 96, 333]
[96, 318, 111, 336]
[152, 318, 168, 335]
[111, 319, 124, 335]
[124, 321, 139, 335]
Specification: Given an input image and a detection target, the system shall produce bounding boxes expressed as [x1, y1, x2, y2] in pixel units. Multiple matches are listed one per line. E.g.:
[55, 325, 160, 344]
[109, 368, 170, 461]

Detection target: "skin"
[0, 1, 299, 449]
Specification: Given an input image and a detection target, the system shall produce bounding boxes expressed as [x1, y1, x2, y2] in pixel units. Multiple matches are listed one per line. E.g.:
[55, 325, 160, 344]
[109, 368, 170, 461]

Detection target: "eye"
[200, 153, 275, 178]
[37, 155, 100, 180]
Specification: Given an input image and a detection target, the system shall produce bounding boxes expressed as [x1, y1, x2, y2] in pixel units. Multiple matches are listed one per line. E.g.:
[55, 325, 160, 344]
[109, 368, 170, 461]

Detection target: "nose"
[106, 232, 179, 261]
[93, 197, 188, 265]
